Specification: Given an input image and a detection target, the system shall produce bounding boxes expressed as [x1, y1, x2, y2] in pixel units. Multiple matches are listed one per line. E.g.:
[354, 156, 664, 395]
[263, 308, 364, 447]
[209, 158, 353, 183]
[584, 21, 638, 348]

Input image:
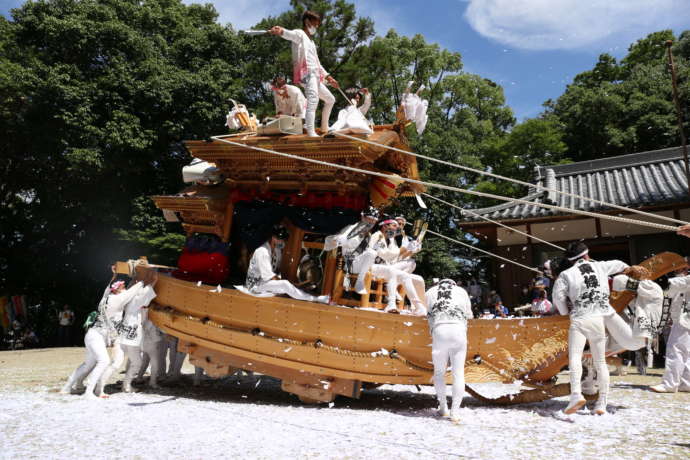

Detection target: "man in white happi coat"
[115, 273, 157, 392]
[325, 211, 425, 314]
[386, 218, 426, 314]
[582, 272, 663, 394]
[269, 10, 338, 137]
[391, 216, 421, 274]
[650, 267, 690, 392]
[426, 279, 473, 422]
[553, 242, 628, 415]
[364, 219, 426, 315]
[61, 267, 145, 399]
[245, 225, 329, 303]
[271, 76, 306, 119]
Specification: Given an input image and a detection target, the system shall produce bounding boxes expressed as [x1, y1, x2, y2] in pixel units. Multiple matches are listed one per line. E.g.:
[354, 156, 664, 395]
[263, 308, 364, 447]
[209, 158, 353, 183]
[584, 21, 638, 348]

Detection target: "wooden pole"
[666, 40, 690, 196]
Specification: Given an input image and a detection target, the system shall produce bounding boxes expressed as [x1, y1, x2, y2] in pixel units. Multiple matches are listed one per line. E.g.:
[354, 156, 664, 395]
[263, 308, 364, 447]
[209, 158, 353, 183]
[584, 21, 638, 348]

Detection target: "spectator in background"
[531, 289, 553, 316]
[468, 278, 482, 309]
[487, 290, 502, 309]
[493, 300, 509, 318]
[58, 304, 75, 346]
[22, 326, 39, 348]
[519, 284, 532, 305]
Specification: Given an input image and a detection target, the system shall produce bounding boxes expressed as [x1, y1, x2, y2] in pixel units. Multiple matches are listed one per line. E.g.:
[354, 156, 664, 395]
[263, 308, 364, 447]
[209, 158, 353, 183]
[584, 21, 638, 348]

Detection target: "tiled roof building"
[459, 146, 690, 309]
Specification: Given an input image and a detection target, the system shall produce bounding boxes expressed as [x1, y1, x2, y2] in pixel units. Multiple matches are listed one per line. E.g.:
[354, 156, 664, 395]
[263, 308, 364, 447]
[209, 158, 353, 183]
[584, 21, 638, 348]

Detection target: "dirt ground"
[2, 347, 689, 459]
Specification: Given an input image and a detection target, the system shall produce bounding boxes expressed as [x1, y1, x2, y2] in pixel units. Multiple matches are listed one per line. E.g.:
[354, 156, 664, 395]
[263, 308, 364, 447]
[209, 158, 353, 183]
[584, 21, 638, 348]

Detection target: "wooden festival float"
[120, 116, 688, 404]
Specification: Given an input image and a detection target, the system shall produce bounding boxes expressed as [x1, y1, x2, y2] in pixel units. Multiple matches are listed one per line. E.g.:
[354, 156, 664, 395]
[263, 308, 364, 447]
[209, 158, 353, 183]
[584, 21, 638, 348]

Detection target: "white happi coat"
[92, 282, 144, 345]
[280, 28, 329, 84]
[611, 275, 663, 340]
[553, 259, 629, 318]
[659, 274, 690, 389]
[245, 242, 280, 293]
[119, 284, 157, 347]
[274, 84, 306, 118]
[667, 274, 690, 330]
[426, 281, 473, 332]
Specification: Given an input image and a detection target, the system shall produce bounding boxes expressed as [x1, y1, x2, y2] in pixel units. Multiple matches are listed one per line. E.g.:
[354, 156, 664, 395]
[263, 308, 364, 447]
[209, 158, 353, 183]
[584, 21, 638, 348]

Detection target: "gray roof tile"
[460, 146, 690, 222]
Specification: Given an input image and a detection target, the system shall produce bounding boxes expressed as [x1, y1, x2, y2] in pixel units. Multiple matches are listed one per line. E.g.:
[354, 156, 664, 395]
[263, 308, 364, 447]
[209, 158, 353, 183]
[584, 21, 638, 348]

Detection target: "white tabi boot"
[564, 393, 586, 414]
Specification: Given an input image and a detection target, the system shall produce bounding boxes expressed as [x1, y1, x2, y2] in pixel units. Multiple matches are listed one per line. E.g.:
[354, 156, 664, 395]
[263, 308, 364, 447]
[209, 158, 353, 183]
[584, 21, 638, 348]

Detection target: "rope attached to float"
[425, 228, 543, 274]
[422, 193, 566, 251]
[334, 132, 690, 227]
[209, 136, 681, 233]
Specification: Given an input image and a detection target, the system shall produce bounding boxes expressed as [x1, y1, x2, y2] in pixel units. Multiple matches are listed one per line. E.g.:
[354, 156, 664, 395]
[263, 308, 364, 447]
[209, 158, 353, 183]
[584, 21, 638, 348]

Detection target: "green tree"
[0, 0, 247, 314]
[549, 29, 689, 161]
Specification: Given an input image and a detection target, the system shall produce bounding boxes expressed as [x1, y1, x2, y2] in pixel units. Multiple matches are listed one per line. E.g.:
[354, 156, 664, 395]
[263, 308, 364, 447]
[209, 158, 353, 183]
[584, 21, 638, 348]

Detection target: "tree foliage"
[548, 29, 690, 161]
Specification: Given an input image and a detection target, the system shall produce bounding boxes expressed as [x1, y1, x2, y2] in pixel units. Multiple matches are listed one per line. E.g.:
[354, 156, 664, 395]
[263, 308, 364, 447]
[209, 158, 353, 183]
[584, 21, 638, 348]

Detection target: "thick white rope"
[334, 132, 689, 226]
[209, 136, 680, 232]
[425, 228, 542, 274]
[402, 222, 540, 273]
[422, 193, 566, 251]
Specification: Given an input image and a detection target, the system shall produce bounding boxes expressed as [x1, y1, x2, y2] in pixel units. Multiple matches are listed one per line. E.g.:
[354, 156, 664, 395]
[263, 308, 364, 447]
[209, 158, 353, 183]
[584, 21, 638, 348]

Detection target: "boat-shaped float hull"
[142, 252, 685, 403]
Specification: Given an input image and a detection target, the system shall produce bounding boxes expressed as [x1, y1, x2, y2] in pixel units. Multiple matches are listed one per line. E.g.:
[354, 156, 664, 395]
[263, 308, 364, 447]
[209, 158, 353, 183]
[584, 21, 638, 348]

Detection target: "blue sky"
[3, 0, 690, 121]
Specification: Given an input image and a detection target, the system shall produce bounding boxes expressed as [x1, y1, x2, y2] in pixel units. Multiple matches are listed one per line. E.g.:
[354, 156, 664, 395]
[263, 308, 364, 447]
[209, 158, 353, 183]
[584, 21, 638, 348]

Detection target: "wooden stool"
[331, 269, 407, 311]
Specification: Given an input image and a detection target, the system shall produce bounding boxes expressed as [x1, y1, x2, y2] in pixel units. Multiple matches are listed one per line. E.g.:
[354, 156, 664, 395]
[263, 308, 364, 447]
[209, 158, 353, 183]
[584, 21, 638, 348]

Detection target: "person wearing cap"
[552, 242, 628, 415]
[61, 266, 145, 399]
[269, 10, 338, 137]
[650, 266, 690, 393]
[271, 76, 306, 119]
[245, 225, 329, 303]
[425, 278, 473, 421]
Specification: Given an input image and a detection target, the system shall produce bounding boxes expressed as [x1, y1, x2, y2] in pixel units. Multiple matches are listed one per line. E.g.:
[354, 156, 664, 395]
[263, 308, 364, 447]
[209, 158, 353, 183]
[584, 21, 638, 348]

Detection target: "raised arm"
[359, 90, 371, 115]
[599, 259, 629, 276]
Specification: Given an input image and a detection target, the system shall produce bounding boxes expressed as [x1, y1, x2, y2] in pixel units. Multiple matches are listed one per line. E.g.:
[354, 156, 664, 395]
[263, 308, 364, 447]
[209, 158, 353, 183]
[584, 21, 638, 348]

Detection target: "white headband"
[567, 249, 589, 261]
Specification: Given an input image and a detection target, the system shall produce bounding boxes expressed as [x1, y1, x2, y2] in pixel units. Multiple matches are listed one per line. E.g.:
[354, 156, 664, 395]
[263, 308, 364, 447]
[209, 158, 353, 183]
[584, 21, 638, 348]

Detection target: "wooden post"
[666, 40, 690, 196]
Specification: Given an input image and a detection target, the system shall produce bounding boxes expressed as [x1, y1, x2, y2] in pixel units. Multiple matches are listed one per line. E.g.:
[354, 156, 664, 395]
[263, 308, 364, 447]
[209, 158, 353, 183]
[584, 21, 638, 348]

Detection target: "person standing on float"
[552, 242, 628, 415]
[269, 10, 338, 137]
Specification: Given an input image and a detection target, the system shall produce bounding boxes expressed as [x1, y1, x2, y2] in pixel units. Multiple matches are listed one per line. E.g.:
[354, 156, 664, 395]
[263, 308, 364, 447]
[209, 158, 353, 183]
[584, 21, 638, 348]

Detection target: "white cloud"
[183, 0, 290, 30]
[464, 0, 690, 51]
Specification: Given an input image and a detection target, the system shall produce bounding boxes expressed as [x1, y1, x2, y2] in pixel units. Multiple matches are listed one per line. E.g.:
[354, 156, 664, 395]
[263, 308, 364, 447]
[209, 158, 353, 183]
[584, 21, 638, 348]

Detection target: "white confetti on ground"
[1, 348, 689, 459]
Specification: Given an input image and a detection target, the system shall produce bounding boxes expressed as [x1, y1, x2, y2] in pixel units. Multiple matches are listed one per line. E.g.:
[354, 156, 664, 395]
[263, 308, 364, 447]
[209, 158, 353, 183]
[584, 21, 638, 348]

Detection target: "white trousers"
[353, 249, 422, 309]
[64, 328, 111, 396]
[138, 338, 163, 386]
[302, 71, 335, 133]
[258, 279, 327, 303]
[98, 337, 125, 394]
[391, 259, 416, 274]
[122, 344, 143, 386]
[432, 324, 467, 413]
[661, 324, 690, 389]
[605, 312, 646, 352]
[569, 316, 608, 400]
